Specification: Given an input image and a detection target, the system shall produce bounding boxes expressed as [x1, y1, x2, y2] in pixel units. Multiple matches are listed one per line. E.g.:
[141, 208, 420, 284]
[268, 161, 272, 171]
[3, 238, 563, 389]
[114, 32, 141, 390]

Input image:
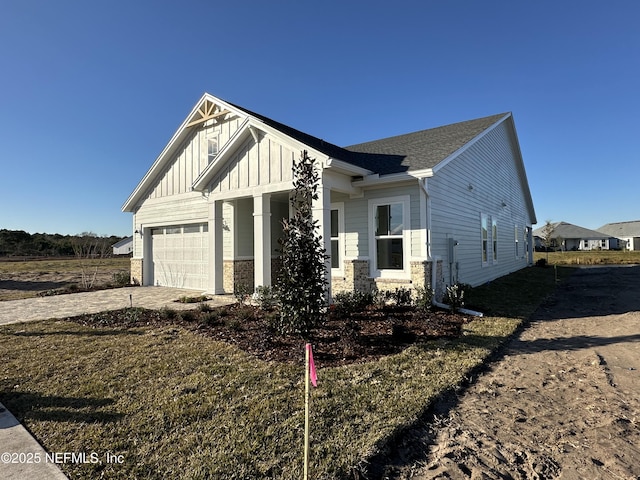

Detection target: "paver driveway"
[0, 287, 234, 325]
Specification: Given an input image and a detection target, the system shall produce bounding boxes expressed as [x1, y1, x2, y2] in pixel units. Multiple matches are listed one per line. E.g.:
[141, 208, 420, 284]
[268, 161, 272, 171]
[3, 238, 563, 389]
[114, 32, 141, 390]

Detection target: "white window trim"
[481, 213, 489, 265]
[330, 202, 344, 276]
[368, 195, 411, 279]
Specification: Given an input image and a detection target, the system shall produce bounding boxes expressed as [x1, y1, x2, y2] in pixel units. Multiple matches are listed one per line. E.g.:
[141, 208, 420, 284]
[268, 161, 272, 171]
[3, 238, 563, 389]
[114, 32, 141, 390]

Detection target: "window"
[492, 219, 498, 261]
[330, 209, 339, 269]
[207, 136, 219, 163]
[601, 239, 607, 248]
[375, 203, 404, 270]
[515, 225, 519, 258]
[370, 196, 409, 276]
[481, 214, 489, 262]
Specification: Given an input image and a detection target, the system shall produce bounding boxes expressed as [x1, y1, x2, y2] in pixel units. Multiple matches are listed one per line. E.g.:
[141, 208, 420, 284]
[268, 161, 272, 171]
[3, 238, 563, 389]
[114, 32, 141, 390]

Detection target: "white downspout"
[420, 180, 483, 317]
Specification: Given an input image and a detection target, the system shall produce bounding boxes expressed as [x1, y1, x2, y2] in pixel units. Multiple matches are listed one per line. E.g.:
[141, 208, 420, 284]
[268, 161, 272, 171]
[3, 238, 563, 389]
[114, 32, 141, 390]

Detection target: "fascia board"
[506, 114, 538, 225]
[352, 169, 433, 188]
[325, 157, 372, 176]
[122, 93, 249, 212]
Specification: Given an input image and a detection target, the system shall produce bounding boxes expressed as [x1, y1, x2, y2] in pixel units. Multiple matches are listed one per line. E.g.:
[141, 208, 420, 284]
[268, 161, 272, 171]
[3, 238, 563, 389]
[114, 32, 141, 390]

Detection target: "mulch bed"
[68, 304, 472, 367]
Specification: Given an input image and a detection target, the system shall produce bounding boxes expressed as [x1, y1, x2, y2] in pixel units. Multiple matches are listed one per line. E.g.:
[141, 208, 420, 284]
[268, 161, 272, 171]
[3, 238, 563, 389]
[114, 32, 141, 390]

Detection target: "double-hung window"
[481, 214, 489, 263]
[492, 219, 498, 261]
[329, 203, 343, 272]
[370, 196, 409, 277]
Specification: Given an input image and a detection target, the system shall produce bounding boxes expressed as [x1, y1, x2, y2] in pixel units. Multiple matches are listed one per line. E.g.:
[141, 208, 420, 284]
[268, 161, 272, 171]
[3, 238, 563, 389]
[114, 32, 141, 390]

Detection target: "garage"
[150, 223, 209, 290]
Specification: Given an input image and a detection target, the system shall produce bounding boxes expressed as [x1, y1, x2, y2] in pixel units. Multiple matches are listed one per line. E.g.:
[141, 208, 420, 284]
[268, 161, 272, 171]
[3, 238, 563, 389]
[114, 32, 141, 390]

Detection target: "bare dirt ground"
[386, 265, 640, 480]
[0, 259, 127, 301]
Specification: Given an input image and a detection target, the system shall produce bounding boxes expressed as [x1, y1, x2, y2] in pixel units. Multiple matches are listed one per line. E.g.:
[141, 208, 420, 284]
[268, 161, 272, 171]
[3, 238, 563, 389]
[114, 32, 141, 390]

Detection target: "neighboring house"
[597, 220, 640, 251]
[533, 222, 618, 251]
[122, 93, 536, 298]
[112, 236, 133, 255]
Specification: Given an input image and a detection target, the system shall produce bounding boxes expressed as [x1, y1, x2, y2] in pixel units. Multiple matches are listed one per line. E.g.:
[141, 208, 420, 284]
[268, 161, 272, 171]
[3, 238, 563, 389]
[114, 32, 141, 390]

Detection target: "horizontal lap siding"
[132, 193, 208, 257]
[341, 184, 422, 261]
[429, 121, 532, 287]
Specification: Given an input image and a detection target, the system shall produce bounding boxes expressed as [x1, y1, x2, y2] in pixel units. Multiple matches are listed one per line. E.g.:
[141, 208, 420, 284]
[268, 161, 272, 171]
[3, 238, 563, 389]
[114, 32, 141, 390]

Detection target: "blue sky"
[1, 1, 638, 236]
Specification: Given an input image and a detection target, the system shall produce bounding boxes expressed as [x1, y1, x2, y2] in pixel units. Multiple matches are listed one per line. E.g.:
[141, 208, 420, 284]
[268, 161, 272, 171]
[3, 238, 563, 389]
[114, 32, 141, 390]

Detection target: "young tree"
[275, 151, 328, 337]
[71, 232, 113, 289]
[541, 220, 556, 262]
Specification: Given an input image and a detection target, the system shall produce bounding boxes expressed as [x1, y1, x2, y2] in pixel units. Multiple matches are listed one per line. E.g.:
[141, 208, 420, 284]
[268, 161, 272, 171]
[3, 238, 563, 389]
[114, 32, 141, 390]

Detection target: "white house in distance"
[533, 222, 618, 251]
[112, 236, 133, 256]
[122, 93, 536, 299]
[597, 220, 640, 251]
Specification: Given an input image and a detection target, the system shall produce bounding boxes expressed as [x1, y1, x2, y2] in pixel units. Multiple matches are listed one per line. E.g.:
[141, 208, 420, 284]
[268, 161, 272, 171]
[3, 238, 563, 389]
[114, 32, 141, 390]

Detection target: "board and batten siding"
[208, 135, 295, 195]
[144, 117, 244, 200]
[428, 120, 533, 287]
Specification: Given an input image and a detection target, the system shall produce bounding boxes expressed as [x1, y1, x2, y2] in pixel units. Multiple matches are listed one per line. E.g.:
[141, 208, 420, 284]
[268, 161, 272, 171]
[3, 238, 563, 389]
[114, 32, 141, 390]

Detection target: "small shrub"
[123, 307, 145, 324]
[414, 285, 433, 311]
[390, 287, 413, 306]
[225, 317, 242, 330]
[160, 307, 178, 320]
[179, 310, 197, 322]
[333, 291, 374, 316]
[233, 283, 252, 305]
[177, 295, 211, 304]
[444, 283, 470, 313]
[536, 258, 548, 268]
[197, 303, 214, 313]
[255, 285, 278, 310]
[112, 270, 131, 287]
[200, 311, 221, 325]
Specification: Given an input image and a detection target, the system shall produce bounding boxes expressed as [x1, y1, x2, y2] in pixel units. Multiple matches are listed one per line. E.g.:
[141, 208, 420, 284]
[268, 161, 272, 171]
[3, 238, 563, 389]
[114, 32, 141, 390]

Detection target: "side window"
[375, 203, 404, 270]
[207, 136, 219, 164]
[481, 214, 489, 263]
[492, 219, 498, 261]
[330, 209, 339, 269]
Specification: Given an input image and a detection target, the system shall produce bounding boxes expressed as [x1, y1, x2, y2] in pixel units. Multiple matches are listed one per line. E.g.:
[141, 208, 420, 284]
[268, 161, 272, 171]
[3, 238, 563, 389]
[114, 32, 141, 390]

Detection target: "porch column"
[253, 193, 271, 289]
[312, 184, 332, 300]
[209, 200, 224, 294]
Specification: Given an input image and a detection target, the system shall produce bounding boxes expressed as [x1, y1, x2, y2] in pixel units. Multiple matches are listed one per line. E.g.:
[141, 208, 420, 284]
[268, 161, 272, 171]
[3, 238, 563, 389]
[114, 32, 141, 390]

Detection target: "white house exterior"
[533, 222, 618, 251]
[598, 221, 640, 251]
[122, 93, 536, 298]
[112, 236, 133, 256]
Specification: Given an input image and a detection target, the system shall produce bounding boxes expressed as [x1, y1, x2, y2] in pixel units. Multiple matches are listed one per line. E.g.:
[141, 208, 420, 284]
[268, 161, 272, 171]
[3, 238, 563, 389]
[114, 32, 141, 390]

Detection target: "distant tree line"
[0, 229, 126, 257]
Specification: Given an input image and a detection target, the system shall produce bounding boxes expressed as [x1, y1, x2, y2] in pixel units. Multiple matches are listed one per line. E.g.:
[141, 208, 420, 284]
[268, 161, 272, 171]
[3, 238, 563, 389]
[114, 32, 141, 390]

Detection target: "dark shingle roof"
[232, 101, 507, 175]
[345, 113, 508, 174]
[533, 222, 610, 239]
[597, 221, 640, 237]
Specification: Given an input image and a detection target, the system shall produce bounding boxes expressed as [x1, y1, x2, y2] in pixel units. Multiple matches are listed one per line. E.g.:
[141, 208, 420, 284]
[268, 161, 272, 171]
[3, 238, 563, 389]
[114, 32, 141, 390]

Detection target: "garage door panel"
[151, 223, 209, 290]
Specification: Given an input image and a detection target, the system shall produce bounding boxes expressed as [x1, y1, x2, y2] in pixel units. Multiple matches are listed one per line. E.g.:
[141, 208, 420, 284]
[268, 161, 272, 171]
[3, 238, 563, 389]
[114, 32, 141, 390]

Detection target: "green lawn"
[0, 266, 567, 479]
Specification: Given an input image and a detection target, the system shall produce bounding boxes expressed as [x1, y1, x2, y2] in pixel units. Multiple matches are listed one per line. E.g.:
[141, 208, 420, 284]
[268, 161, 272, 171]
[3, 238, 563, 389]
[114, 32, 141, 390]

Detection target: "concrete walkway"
[0, 287, 234, 479]
[0, 286, 234, 325]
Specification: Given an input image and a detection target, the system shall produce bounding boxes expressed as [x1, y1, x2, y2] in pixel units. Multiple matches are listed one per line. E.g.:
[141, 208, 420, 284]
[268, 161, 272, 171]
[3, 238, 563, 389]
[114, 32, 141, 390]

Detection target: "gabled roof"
[345, 113, 509, 175]
[597, 220, 640, 238]
[123, 93, 528, 215]
[533, 222, 610, 239]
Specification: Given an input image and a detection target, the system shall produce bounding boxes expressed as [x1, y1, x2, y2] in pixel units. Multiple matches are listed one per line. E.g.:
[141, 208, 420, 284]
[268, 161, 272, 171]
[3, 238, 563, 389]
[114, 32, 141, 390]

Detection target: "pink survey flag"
[306, 343, 317, 387]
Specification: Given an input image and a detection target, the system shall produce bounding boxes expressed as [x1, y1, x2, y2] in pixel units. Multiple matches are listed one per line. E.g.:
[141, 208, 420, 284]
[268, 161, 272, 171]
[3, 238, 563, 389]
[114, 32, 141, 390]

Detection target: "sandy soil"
[389, 265, 640, 480]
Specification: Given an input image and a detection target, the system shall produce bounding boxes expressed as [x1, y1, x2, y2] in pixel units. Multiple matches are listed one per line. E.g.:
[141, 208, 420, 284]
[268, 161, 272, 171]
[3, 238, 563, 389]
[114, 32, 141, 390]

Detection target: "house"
[112, 236, 133, 256]
[533, 222, 618, 251]
[122, 93, 536, 299]
[597, 221, 640, 251]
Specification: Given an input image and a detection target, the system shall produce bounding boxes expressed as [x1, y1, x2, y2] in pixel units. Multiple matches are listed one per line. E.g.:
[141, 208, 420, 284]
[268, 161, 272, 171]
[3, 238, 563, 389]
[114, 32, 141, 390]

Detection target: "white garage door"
[151, 223, 209, 290]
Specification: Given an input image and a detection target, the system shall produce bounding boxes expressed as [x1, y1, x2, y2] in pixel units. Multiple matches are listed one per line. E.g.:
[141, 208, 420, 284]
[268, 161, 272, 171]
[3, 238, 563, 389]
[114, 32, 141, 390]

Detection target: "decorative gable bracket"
[186, 99, 230, 128]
